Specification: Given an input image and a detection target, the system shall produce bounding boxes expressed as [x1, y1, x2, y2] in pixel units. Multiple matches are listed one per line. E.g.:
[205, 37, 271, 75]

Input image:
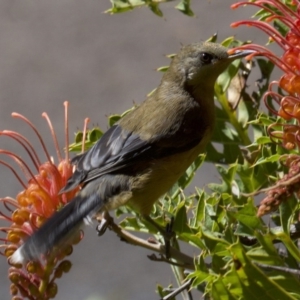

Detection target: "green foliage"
[106, 0, 194, 16]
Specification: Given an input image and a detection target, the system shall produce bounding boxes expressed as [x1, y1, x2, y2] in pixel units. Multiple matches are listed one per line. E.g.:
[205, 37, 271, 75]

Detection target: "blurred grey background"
[0, 1, 266, 299]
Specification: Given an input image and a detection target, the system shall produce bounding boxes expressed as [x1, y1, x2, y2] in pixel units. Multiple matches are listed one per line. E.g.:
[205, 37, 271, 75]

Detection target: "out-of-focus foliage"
[106, 0, 193, 16]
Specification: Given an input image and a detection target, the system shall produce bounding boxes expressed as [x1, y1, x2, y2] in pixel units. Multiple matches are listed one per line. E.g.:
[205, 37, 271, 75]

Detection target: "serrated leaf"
[211, 275, 237, 300]
[280, 195, 298, 235]
[187, 269, 212, 288]
[194, 188, 206, 225]
[119, 216, 145, 231]
[256, 136, 272, 144]
[108, 114, 122, 127]
[173, 200, 191, 233]
[221, 36, 237, 48]
[252, 154, 281, 166]
[249, 114, 276, 126]
[108, 107, 134, 127]
[230, 243, 296, 300]
[229, 199, 263, 232]
[89, 128, 103, 142]
[275, 231, 300, 262]
[180, 232, 205, 249]
[69, 127, 103, 152]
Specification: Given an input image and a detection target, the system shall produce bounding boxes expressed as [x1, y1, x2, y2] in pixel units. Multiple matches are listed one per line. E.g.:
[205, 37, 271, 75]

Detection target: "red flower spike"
[232, 0, 300, 216]
[0, 102, 87, 299]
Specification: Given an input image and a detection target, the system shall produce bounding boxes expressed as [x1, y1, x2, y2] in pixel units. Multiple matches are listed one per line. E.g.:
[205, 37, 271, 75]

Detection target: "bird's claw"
[96, 211, 112, 236]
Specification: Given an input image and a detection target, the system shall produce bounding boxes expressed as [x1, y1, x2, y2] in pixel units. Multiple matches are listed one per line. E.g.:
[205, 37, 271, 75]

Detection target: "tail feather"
[11, 192, 102, 264]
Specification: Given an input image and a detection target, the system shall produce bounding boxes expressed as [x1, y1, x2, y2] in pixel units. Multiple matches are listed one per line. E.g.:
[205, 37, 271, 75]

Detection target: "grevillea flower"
[231, 0, 300, 149]
[230, 0, 300, 216]
[0, 102, 87, 299]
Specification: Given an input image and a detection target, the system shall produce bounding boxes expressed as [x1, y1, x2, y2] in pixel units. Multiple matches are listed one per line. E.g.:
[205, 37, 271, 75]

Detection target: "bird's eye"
[200, 52, 213, 64]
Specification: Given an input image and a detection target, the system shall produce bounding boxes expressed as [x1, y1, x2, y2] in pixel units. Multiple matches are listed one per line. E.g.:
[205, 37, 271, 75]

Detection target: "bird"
[11, 42, 252, 264]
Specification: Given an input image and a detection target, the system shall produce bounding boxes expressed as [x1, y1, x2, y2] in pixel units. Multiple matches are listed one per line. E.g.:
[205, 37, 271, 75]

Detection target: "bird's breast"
[127, 129, 212, 215]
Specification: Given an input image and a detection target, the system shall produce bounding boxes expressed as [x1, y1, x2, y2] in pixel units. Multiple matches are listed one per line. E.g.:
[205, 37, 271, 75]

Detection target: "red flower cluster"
[231, 0, 300, 216]
[0, 102, 85, 299]
[232, 0, 300, 150]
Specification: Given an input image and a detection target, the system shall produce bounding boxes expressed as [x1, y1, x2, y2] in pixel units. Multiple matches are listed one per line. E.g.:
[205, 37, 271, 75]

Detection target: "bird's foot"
[96, 211, 113, 236]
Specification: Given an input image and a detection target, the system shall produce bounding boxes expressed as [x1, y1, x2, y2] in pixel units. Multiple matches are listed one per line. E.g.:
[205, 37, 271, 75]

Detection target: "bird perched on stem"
[11, 42, 252, 264]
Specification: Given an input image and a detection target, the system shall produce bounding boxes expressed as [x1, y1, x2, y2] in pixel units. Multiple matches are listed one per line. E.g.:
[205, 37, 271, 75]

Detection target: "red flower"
[231, 0, 300, 149]
[0, 102, 86, 299]
[231, 0, 300, 216]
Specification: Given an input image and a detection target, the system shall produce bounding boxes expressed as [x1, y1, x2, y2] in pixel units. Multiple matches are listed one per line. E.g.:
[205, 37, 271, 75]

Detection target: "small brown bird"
[11, 42, 252, 263]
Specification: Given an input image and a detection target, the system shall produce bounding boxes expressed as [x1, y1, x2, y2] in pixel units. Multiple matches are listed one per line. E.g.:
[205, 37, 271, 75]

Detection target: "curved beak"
[227, 49, 255, 60]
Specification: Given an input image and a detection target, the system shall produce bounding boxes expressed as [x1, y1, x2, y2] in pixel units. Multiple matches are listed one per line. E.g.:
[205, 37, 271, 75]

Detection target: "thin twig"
[161, 278, 193, 300]
[254, 262, 300, 276]
[99, 213, 195, 270]
[148, 253, 190, 268]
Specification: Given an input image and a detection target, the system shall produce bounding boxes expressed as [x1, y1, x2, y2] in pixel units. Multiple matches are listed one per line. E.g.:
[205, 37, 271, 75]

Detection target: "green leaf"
[236, 163, 268, 193]
[256, 136, 272, 144]
[251, 231, 284, 265]
[175, 0, 194, 16]
[229, 199, 263, 232]
[221, 36, 237, 48]
[253, 8, 271, 21]
[249, 113, 276, 126]
[108, 107, 134, 127]
[68, 127, 103, 152]
[274, 19, 289, 37]
[193, 189, 206, 225]
[89, 128, 103, 142]
[180, 232, 205, 249]
[156, 66, 169, 72]
[119, 216, 147, 232]
[108, 114, 122, 127]
[216, 164, 237, 191]
[252, 154, 281, 166]
[106, 0, 137, 14]
[149, 3, 163, 17]
[106, 0, 195, 16]
[274, 231, 300, 262]
[230, 243, 296, 300]
[216, 59, 242, 93]
[280, 195, 298, 235]
[187, 262, 211, 287]
[173, 200, 191, 234]
[237, 97, 250, 127]
[200, 227, 230, 254]
[211, 275, 237, 300]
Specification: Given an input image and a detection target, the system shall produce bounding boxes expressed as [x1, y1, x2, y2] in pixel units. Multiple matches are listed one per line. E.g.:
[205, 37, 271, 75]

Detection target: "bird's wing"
[61, 124, 201, 193]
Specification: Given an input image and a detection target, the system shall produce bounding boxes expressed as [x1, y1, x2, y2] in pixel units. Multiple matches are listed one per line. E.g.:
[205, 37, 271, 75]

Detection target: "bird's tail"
[10, 192, 102, 264]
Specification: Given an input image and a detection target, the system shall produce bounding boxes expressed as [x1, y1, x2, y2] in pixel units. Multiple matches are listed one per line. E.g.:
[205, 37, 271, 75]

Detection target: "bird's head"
[168, 42, 253, 89]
